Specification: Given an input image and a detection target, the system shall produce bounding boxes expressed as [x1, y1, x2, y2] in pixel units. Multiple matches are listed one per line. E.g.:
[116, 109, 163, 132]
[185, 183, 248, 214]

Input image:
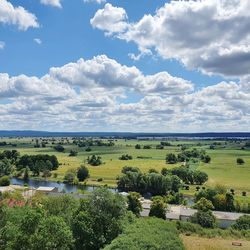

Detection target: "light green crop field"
[1, 137, 250, 191]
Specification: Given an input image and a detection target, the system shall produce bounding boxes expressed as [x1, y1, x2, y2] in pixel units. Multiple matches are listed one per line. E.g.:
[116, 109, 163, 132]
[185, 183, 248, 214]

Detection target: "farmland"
[0, 137, 250, 192]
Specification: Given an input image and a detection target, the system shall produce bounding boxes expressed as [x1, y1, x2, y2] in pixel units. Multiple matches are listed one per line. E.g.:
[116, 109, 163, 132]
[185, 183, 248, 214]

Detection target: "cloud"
[0, 41, 5, 49]
[91, 1, 250, 78]
[34, 38, 42, 45]
[0, 0, 39, 30]
[83, 0, 106, 4]
[40, 0, 62, 8]
[0, 55, 249, 132]
[91, 3, 128, 35]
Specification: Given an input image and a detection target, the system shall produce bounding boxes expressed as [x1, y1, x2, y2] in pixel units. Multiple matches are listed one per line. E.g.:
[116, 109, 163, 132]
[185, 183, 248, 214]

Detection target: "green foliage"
[53, 144, 65, 153]
[0, 158, 13, 177]
[69, 150, 78, 157]
[237, 158, 245, 165]
[194, 198, 214, 211]
[135, 144, 141, 149]
[87, 155, 102, 166]
[104, 218, 184, 250]
[0, 176, 10, 186]
[119, 154, 133, 160]
[191, 210, 217, 228]
[30, 216, 74, 250]
[72, 188, 128, 250]
[166, 153, 178, 164]
[149, 196, 167, 220]
[77, 165, 89, 182]
[64, 169, 77, 184]
[41, 195, 79, 225]
[232, 215, 250, 230]
[117, 167, 177, 196]
[127, 192, 142, 216]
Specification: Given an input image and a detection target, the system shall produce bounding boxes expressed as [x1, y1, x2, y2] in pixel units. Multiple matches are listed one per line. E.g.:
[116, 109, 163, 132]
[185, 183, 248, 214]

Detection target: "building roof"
[36, 186, 57, 192]
[0, 186, 15, 193]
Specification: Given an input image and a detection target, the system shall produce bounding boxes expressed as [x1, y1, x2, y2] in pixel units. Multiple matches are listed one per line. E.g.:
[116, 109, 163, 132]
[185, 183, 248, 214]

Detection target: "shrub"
[0, 176, 10, 186]
[237, 158, 245, 165]
[149, 196, 167, 220]
[233, 215, 250, 230]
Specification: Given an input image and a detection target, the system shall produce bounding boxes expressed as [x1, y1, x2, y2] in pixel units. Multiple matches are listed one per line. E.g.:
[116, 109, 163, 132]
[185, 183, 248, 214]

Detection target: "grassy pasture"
[0, 138, 250, 191]
[182, 235, 250, 250]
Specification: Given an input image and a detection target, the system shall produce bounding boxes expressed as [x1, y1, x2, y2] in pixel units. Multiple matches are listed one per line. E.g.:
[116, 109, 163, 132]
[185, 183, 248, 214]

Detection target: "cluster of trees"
[17, 154, 59, 177]
[54, 144, 65, 152]
[64, 166, 89, 184]
[162, 166, 208, 185]
[117, 166, 182, 195]
[166, 149, 211, 164]
[74, 140, 115, 148]
[87, 155, 102, 166]
[134, 144, 152, 149]
[195, 186, 235, 212]
[119, 154, 133, 160]
[0, 188, 135, 250]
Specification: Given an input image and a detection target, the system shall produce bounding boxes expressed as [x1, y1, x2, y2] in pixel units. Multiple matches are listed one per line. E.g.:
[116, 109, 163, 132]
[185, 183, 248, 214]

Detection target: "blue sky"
[0, 0, 249, 132]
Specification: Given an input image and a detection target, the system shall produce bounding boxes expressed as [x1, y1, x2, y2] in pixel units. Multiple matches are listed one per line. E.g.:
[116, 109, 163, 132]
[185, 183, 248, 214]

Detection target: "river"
[11, 178, 116, 193]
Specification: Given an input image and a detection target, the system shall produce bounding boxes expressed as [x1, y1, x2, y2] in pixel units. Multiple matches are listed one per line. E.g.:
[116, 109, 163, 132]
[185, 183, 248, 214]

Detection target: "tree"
[77, 166, 89, 182]
[232, 215, 250, 230]
[119, 154, 133, 160]
[87, 155, 102, 166]
[149, 197, 167, 220]
[69, 150, 78, 157]
[30, 216, 74, 250]
[191, 210, 217, 228]
[64, 169, 76, 184]
[127, 192, 142, 217]
[135, 144, 141, 149]
[237, 158, 245, 165]
[54, 145, 65, 153]
[23, 167, 29, 182]
[166, 153, 177, 164]
[72, 188, 127, 250]
[193, 171, 208, 185]
[194, 198, 214, 211]
[201, 155, 211, 163]
[0, 158, 13, 177]
[0, 176, 10, 186]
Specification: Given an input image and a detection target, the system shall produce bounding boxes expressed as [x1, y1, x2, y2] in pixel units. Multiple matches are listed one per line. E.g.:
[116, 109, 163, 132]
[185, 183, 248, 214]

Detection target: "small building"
[177, 207, 248, 229]
[36, 186, 58, 194]
[0, 186, 15, 193]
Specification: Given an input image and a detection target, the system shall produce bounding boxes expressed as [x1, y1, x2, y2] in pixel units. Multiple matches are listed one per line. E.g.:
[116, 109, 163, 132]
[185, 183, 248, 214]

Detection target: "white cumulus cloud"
[0, 0, 39, 30]
[91, 1, 250, 78]
[40, 0, 62, 8]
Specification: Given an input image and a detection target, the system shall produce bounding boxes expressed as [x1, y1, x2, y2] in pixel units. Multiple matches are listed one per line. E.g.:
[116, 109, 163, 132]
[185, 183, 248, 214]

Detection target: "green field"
[1, 137, 250, 192]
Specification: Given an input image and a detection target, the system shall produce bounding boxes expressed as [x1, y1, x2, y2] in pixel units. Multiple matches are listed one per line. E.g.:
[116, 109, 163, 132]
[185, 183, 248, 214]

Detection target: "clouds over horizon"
[91, 1, 250, 78]
[0, 55, 249, 132]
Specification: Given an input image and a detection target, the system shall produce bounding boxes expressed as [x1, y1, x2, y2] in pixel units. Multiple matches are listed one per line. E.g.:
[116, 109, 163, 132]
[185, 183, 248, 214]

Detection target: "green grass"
[1, 138, 250, 191]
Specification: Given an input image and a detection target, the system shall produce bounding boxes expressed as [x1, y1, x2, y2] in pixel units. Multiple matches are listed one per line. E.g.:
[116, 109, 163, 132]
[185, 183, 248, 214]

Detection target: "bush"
[191, 210, 217, 228]
[0, 176, 10, 186]
[77, 166, 89, 182]
[237, 158, 245, 165]
[119, 154, 133, 160]
[54, 144, 65, 152]
[87, 155, 102, 166]
[104, 218, 184, 250]
[69, 150, 78, 157]
[149, 196, 167, 220]
[233, 215, 250, 230]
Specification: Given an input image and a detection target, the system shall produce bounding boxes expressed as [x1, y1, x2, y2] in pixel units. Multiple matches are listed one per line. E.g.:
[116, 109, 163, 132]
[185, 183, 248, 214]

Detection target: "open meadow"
[0, 137, 250, 193]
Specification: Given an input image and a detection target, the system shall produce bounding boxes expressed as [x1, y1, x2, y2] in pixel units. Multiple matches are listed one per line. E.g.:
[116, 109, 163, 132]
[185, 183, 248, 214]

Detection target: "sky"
[0, 0, 249, 132]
